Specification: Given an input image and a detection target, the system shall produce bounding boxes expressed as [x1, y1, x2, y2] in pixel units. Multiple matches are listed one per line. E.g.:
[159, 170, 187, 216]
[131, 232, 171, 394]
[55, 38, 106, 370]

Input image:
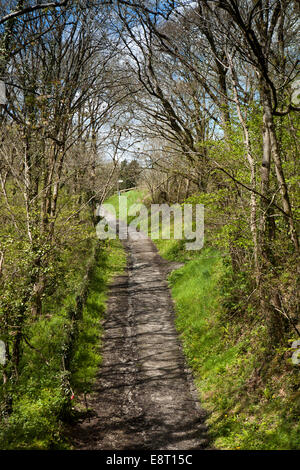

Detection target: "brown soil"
[68, 217, 209, 450]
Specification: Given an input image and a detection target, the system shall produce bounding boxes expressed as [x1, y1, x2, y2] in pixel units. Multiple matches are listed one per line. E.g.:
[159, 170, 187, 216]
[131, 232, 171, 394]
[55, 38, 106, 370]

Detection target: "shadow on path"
[69, 214, 209, 450]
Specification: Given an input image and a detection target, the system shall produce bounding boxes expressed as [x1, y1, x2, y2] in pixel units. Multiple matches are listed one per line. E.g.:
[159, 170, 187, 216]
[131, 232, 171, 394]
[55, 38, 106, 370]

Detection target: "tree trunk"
[262, 85, 299, 252]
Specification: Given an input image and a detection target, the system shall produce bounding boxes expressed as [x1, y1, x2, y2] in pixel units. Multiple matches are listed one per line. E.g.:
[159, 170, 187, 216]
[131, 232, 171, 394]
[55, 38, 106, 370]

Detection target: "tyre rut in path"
[71, 219, 209, 450]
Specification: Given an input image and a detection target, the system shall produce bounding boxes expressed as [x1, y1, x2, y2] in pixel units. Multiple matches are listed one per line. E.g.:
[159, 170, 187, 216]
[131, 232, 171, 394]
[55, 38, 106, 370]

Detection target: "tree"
[119, 158, 141, 189]
[0, 1, 131, 398]
[113, 0, 299, 341]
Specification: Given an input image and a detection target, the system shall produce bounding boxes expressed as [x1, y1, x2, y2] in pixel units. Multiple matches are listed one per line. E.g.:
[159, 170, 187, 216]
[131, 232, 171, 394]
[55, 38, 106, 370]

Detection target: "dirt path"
[70, 214, 209, 450]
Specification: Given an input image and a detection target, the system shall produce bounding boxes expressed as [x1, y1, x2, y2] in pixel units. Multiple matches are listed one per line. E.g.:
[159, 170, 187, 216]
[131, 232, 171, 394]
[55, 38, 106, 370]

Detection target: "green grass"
[0, 238, 126, 450]
[126, 188, 300, 450]
[157, 242, 300, 449]
[105, 189, 146, 221]
[9, 187, 294, 450]
[105, 189, 300, 449]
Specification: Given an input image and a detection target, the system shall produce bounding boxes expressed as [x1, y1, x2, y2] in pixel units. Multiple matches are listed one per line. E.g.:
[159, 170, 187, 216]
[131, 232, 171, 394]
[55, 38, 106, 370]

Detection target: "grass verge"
[0, 238, 126, 450]
[157, 241, 300, 450]
[69, 238, 126, 407]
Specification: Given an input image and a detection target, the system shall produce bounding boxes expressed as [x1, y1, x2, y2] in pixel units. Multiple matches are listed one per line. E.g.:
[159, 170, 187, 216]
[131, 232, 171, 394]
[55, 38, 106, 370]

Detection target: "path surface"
[71, 212, 209, 450]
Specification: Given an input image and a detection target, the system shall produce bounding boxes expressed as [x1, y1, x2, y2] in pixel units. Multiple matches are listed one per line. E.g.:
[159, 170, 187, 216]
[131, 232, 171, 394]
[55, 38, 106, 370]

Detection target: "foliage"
[0, 236, 125, 449]
[164, 245, 300, 449]
[0, 0, 299, 451]
[119, 159, 141, 190]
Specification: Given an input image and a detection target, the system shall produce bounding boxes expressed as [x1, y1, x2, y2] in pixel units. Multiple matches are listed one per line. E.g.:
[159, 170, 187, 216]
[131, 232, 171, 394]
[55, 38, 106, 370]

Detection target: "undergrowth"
[163, 244, 300, 449]
[0, 237, 126, 450]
